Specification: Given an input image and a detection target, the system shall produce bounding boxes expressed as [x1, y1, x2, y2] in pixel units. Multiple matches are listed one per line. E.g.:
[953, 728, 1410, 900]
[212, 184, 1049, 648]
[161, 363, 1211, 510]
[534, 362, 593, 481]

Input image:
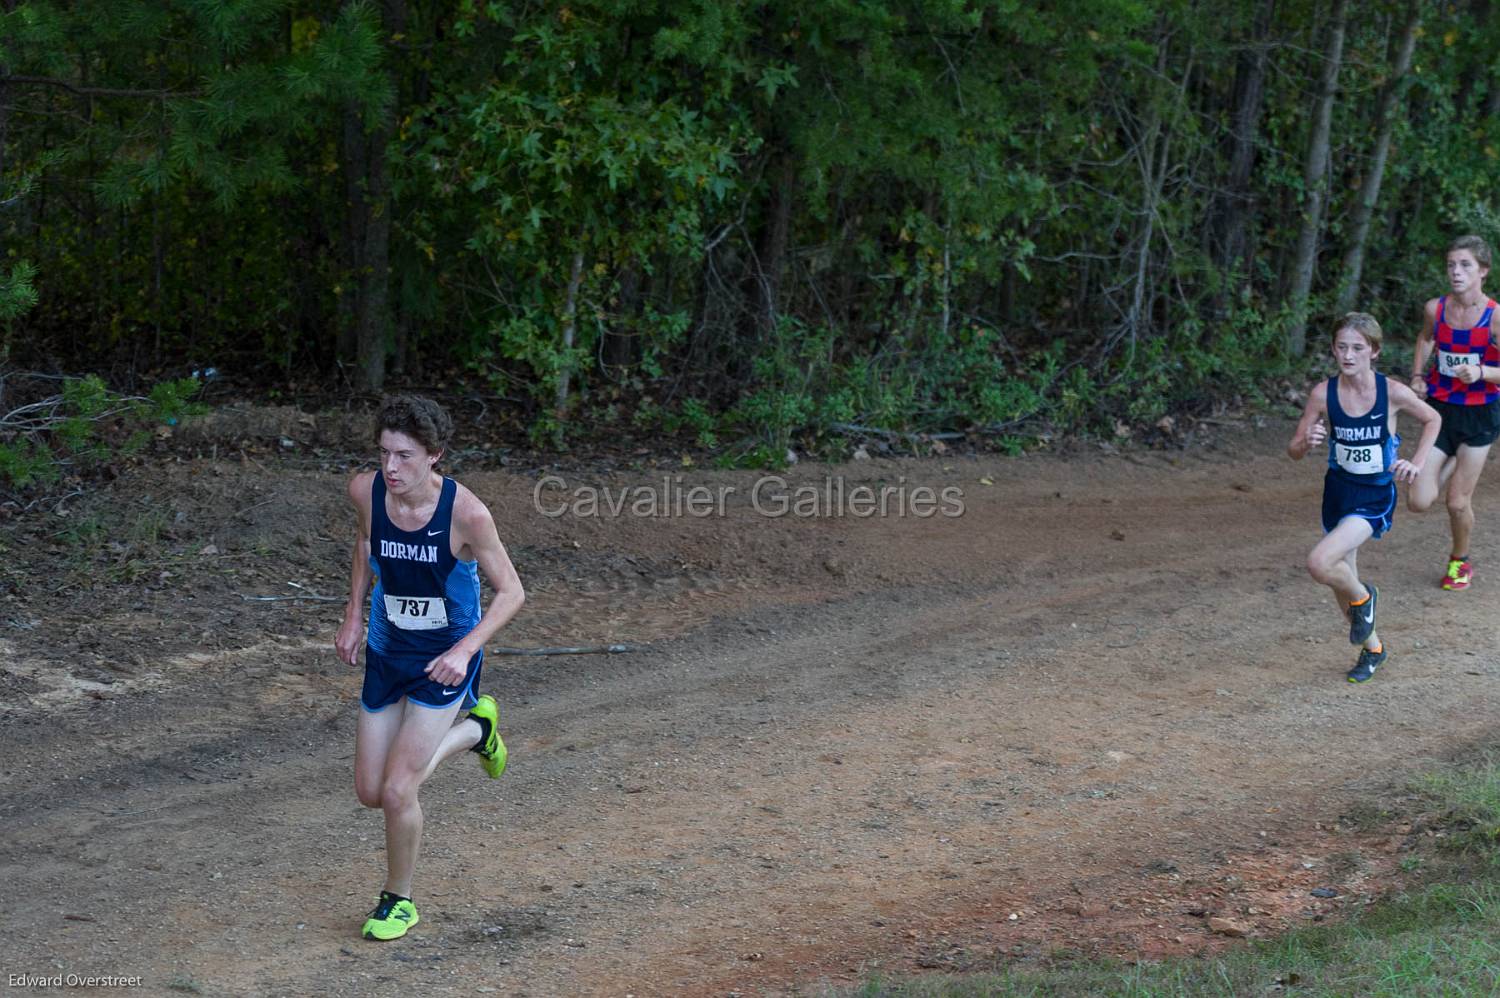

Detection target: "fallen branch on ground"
[492, 644, 640, 656]
[236, 593, 642, 655]
[240, 593, 345, 603]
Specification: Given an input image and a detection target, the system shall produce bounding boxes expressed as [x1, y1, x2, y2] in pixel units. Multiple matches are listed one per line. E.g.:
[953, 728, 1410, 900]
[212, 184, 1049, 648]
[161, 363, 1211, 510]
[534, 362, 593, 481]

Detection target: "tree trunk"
[337, 97, 363, 368]
[605, 265, 640, 369]
[339, 96, 393, 391]
[337, 0, 405, 392]
[392, 306, 412, 378]
[555, 248, 587, 413]
[939, 223, 952, 343]
[1208, 0, 1275, 308]
[754, 151, 796, 342]
[1334, 4, 1420, 315]
[355, 117, 396, 391]
[1285, 0, 1350, 357]
[1123, 30, 1190, 350]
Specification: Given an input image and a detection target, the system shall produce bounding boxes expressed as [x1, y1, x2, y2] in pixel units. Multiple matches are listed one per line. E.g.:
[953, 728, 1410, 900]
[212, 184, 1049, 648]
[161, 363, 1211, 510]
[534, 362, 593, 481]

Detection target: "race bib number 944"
[1439, 349, 1482, 374]
[1335, 442, 1384, 476]
[384, 594, 449, 630]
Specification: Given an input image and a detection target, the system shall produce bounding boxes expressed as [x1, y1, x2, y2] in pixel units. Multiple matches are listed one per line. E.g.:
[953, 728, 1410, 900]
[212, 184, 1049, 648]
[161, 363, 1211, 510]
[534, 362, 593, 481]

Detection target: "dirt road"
[3, 419, 1497, 996]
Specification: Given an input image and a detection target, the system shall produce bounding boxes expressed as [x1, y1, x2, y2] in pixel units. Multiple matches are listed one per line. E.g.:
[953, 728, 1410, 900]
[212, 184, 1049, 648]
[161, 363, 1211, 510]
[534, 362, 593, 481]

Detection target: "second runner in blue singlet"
[1321, 372, 1400, 538]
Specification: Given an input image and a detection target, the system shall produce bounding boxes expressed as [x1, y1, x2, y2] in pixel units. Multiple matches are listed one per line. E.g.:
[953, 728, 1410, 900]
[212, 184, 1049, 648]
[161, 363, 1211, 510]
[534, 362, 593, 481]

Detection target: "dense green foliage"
[2, 0, 1499, 449]
[0, 372, 201, 487]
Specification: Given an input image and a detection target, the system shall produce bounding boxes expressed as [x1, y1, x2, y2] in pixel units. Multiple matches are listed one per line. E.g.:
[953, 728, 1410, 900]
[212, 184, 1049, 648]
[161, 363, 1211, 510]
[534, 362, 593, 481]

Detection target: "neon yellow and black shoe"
[362, 891, 419, 941]
[468, 694, 507, 779]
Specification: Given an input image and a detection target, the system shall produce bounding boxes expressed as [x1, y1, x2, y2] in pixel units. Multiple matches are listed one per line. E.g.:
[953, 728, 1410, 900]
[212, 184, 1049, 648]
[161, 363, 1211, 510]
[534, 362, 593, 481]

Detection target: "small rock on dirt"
[1207, 916, 1250, 937]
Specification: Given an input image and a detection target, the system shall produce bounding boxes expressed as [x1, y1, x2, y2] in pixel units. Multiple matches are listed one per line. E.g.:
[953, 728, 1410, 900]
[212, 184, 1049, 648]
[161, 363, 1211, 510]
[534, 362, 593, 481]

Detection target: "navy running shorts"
[1321, 471, 1395, 539]
[361, 646, 483, 712]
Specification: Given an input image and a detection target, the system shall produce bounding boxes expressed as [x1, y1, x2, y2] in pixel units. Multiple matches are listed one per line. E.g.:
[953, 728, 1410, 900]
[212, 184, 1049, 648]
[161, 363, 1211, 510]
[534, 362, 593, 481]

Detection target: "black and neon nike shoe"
[362, 891, 419, 941]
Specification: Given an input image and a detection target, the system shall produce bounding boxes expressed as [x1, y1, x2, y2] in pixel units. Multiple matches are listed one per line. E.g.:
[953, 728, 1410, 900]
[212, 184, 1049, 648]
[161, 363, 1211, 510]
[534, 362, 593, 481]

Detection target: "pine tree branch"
[0, 75, 197, 99]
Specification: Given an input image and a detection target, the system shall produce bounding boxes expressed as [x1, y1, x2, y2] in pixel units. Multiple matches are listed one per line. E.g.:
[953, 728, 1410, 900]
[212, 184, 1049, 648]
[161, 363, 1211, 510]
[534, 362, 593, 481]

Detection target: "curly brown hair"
[374, 395, 453, 457]
[1449, 234, 1493, 270]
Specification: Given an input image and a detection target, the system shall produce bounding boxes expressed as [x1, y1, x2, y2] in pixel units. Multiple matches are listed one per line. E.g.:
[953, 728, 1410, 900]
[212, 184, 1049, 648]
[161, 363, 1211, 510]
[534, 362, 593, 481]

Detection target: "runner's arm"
[1409, 298, 1439, 395]
[336, 471, 376, 667]
[424, 489, 526, 686]
[1287, 382, 1328, 460]
[1389, 381, 1441, 482]
[1480, 330, 1500, 384]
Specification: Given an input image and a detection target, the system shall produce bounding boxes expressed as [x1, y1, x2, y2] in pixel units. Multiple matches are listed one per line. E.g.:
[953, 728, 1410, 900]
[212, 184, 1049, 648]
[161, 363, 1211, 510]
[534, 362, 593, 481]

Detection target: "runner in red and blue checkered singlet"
[1425, 296, 1500, 406]
[1408, 235, 1500, 591]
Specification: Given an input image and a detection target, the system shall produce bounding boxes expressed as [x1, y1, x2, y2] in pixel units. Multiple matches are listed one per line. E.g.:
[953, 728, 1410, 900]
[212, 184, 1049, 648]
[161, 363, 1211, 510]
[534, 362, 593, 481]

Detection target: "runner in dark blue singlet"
[1320, 367, 1400, 540]
[335, 396, 525, 941]
[1288, 314, 1439, 683]
[363, 472, 485, 711]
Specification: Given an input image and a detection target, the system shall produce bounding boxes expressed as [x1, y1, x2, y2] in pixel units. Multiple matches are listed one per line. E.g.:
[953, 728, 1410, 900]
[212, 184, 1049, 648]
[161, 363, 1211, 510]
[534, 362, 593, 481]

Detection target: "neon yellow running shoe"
[468, 694, 507, 779]
[362, 892, 419, 941]
[1442, 558, 1472, 591]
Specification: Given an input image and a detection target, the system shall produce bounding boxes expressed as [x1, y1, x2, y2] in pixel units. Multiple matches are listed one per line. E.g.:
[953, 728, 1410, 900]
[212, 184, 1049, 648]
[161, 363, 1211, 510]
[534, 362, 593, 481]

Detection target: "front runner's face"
[1446, 249, 1488, 296]
[378, 429, 439, 495]
[1332, 327, 1378, 376]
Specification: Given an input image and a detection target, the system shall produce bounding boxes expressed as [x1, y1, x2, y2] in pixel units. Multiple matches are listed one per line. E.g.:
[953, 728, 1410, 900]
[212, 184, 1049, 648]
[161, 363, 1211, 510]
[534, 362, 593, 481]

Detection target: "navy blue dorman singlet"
[367, 473, 482, 658]
[1325, 374, 1400, 486]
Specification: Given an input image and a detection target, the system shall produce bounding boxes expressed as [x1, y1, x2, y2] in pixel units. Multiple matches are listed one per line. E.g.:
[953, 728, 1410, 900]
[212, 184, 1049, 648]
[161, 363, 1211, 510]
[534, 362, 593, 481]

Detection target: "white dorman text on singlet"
[1335, 442, 1384, 476]
[383, 593, 449, 630]
[1438, 349, 1482, 374]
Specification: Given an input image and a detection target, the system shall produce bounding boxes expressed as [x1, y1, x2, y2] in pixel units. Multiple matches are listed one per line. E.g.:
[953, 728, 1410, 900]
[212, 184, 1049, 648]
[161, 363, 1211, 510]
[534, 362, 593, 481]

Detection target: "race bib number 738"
[383, 594, 449, 630]
[1335, 442, 1384, 476]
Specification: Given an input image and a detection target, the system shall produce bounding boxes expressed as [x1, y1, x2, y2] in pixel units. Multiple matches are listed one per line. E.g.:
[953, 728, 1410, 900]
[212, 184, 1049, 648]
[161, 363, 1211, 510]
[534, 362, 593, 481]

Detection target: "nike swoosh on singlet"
[427, 529, 445, 536]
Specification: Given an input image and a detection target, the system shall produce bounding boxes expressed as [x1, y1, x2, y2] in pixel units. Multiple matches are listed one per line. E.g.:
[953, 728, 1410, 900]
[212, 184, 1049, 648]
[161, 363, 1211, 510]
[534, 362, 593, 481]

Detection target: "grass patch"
[845, 754, 1500, 997]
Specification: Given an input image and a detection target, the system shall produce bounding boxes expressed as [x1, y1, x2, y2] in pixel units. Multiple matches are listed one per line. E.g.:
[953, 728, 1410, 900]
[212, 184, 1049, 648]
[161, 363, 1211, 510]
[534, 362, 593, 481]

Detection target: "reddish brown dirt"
[2, 415, 1497, 996]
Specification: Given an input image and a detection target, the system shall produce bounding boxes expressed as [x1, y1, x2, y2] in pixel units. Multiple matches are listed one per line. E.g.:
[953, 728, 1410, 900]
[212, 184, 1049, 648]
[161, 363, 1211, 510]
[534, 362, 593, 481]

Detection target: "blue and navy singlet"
[1325, 374, 1400, 486]
[367, 473, 482, 659]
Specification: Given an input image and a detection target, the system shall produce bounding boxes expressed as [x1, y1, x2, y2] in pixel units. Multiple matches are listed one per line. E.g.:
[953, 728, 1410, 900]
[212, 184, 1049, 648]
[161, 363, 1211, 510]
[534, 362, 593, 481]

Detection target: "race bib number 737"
[383, 594, 449, 630]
